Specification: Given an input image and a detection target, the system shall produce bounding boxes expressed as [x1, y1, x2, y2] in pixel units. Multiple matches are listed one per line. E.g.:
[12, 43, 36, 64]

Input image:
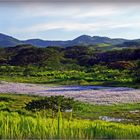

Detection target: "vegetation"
[0, 44, 139, 88]
[1, 112, 140, 139]
[0, 94, 140, 139]
[0, 93, 140, 124]
[25, 96, 75, 114]
[0, 44, 140, 67]
[0, 43, 140, 139]
[0, 64, 139, 88]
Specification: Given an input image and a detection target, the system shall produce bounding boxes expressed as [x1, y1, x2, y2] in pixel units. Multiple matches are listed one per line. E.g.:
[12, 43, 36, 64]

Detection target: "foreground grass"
[0, 93, 140, 139]
[0, 111, 140, 139]
[0, 93, 140, 124]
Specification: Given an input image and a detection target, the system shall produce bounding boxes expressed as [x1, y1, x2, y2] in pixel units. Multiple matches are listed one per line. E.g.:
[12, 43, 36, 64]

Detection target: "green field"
[0, 65, 139, 88]
[1, 111, 140, 139]
[0, 64, 139, 139]
[0, 93, 140, 139]
[1, 93, 140, 122]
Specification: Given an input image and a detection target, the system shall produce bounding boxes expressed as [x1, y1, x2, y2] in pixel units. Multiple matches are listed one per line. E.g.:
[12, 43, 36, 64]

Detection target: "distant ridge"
[0, 33, 22, 47]
[0, 33, 139, 47]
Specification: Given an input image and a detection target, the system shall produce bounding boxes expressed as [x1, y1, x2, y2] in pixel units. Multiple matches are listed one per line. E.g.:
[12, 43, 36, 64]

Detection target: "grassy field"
[1, 111, 140, 139]
[0, 93, 140, 124]
[1, 75, 139, 89]
[0, 93, 140, 138]
[0, 65, 139, 88]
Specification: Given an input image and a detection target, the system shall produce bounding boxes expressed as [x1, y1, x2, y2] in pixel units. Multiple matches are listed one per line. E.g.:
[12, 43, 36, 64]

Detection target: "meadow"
[1, 111, 140, 139]
[0, 93, 140, 139]
[0, 68, 140, 139]
[1, 93, 140, 123]
[0, 65, 139, 88]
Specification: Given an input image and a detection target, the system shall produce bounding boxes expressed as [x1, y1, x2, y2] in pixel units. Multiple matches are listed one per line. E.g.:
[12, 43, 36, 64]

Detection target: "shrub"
[25, 96, 75, 113]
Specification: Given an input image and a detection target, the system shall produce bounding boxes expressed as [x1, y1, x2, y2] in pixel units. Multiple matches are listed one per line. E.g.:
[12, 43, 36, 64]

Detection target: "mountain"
[0, 33, 22, 47]
[24, 39, 71, 47]
[0, 33, 138, 48]
[69, 35, 128, 46]
[24, 35, 129, 47]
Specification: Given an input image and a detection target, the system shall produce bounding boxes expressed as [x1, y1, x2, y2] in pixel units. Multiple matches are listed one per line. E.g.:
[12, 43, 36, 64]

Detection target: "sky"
[0, 1, 140, 40]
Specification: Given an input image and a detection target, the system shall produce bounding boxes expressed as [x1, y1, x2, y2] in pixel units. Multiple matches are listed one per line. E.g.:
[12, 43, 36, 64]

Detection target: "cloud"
[1, 2, 140, 39]
[11, 19, 140, 35]
[8, 4, 134, 34]
[15, 3, 123, 19]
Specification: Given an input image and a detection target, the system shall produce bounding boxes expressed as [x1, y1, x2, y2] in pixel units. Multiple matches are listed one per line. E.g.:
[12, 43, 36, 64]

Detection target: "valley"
[0, 34, 139, 139]
[1, 0, 140, 138]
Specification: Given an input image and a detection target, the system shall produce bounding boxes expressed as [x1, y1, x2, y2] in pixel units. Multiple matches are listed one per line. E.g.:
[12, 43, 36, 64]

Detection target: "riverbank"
[0, 81, 140, 105]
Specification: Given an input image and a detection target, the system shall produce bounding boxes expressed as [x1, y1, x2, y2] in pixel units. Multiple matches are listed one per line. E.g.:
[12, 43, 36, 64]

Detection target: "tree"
[25, 96, 75, 117]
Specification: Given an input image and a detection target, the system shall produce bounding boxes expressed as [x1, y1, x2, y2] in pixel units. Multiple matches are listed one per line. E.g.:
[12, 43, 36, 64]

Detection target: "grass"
[0, 93, 140, 124]
[0, 93, 140, 138]
[74, 102, 140, 124]
[0, 75, 139, 89]
[100, 81, 140, 89]
[0, 111, 140, 139]
[0, 65, 139, 88]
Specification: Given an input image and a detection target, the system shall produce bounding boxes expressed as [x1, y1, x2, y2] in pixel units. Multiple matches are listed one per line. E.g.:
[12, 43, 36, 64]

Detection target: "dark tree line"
[0, 44, 140, 68]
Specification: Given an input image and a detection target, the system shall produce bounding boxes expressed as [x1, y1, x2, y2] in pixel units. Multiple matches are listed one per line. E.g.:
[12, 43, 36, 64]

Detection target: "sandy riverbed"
[0, 81, 140, 105]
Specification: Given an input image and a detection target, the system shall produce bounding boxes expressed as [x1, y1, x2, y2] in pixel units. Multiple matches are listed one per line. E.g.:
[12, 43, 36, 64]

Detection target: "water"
[99, 116, 129, 122]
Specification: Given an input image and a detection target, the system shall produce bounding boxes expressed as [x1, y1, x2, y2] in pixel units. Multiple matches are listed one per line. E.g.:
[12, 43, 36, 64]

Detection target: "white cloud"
[2, 3, 140, 39]
[11, 20, 140, 34]
[17, 3, 123, 19]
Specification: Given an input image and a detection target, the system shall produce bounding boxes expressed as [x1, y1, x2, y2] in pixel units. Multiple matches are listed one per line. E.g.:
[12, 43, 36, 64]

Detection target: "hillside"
[0, 33, 136, 48]
[0, 44, 139, 67]
[0, 33, 22, 47]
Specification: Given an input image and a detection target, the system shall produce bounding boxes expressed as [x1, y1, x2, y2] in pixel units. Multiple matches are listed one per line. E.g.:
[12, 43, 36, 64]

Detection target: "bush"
[25, 96, 75, 113]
